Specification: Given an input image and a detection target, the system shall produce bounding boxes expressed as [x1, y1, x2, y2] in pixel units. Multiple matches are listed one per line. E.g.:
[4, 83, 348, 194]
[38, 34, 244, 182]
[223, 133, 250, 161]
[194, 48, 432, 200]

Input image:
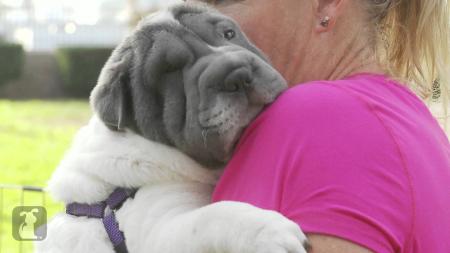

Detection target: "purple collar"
[66, 188, 137, 253]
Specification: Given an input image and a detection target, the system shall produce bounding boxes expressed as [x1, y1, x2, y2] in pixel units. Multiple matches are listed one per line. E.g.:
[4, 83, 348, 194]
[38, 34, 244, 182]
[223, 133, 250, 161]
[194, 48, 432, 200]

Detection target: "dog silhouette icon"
[19, 208, 39, 240]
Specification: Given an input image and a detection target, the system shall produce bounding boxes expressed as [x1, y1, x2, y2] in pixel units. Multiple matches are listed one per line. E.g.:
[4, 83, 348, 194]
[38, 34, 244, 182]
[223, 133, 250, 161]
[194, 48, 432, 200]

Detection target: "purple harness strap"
[66, 188, 137, 253]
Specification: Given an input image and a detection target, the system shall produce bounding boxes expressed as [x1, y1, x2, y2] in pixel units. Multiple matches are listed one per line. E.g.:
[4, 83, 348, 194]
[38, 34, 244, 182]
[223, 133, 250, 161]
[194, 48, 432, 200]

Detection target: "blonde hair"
[367, 0, 450, 129]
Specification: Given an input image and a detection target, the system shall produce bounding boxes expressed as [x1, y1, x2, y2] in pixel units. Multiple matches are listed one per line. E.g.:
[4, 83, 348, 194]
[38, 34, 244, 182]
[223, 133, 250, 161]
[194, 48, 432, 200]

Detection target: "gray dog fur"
[90, 3, 287, 168]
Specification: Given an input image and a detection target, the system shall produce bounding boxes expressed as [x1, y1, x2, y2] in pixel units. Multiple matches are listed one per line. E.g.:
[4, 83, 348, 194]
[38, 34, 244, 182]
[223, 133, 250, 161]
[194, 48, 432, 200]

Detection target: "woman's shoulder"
[260, 79, 370, 126]
[244, 76, 403, 149]
[260, 73, 420, 126]
[274, 80, 352, 108]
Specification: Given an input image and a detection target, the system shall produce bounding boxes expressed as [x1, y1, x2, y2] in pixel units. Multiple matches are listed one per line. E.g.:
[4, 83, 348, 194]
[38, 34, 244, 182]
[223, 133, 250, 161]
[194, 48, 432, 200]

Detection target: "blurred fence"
[0, 184, 47, 253]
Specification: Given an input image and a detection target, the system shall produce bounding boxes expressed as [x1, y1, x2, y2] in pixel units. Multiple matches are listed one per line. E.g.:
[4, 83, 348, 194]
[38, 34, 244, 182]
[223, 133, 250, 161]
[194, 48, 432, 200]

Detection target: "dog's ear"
[92, 28, 194, 136]
[90, 42, 134, 131]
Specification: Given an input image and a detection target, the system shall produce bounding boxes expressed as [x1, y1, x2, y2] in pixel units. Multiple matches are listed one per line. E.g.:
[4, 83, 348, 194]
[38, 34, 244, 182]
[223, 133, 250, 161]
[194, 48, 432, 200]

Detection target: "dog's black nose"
[223, 67, 252, 93]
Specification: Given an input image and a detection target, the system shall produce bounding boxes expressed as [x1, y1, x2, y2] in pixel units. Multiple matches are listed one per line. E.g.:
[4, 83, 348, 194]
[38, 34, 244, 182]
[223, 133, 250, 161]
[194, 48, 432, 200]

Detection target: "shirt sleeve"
[216, 83, 413, 253]
[278, 84, 413, 253]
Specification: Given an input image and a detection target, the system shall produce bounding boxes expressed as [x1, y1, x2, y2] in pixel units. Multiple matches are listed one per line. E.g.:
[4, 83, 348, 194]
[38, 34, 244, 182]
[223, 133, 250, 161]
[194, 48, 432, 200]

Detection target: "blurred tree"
[0, 43, 24, 86]
[56, 47, 113, 98]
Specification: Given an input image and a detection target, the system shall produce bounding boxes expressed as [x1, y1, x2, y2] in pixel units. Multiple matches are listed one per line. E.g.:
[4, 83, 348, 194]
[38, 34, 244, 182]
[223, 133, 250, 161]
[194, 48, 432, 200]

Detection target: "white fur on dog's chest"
[39, 182, 214, 253]
[118, 183, 214, 252]
[36, 116, 220, 253]
[47, 116, 220, 204]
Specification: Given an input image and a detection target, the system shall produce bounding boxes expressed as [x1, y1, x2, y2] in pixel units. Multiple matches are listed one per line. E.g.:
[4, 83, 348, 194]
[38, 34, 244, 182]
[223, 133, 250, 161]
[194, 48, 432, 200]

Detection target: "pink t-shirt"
[212, 73, 450, 253]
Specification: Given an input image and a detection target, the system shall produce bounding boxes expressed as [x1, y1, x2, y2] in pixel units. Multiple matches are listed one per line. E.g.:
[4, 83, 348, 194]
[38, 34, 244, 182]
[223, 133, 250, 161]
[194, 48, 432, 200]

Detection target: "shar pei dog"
[36, 3, 309, 253]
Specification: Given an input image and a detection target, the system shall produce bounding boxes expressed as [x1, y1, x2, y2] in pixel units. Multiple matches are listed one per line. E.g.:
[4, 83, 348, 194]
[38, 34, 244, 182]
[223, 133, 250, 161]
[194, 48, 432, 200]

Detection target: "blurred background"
[0, 0, 177, 252]
[0, 0, 449, 252]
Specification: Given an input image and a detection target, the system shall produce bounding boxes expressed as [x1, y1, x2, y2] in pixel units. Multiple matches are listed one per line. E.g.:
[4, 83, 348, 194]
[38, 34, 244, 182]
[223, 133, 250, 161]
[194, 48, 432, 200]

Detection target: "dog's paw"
[247, 210, 310, 253]
[188, 201, 310, 253]
[230, 205, 310, 253]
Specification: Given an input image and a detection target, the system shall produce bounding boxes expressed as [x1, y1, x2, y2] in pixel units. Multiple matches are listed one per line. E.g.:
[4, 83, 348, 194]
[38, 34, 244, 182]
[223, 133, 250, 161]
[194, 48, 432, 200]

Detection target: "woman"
[188, 0, 450, 252]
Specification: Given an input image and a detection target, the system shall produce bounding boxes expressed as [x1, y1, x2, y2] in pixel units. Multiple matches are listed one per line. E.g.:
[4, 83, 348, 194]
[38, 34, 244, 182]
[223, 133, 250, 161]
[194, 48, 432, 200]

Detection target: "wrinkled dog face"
[91, 3, 287, 168]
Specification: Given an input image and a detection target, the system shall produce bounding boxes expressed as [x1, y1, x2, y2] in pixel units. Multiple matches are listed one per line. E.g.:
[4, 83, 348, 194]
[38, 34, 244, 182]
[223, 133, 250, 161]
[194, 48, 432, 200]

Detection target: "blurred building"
[0, 0, 179, 51]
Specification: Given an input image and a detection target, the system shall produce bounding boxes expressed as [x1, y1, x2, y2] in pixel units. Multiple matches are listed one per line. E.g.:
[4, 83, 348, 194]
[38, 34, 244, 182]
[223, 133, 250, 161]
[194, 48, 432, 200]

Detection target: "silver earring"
[320, 16, 330, 27]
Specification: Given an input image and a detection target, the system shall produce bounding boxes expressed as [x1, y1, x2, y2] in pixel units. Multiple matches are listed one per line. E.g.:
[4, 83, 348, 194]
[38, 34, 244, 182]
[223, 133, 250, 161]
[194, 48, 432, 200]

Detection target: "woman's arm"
[307, 234, 373, 253]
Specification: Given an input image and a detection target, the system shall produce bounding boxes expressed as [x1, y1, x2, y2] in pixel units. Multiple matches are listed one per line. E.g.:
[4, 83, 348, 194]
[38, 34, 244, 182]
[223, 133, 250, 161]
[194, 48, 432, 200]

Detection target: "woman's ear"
[312, 0, 346, 32]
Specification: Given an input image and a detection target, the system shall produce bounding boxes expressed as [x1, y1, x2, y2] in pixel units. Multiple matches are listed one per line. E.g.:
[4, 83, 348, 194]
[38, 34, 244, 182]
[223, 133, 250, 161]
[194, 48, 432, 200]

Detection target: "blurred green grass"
[0, 100, 91, 253]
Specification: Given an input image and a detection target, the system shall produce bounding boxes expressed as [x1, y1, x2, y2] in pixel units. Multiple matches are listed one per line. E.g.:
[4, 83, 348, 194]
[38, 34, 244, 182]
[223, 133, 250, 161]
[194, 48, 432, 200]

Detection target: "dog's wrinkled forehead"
[91, 2, 285, 167]
[136, 3, 264, 59]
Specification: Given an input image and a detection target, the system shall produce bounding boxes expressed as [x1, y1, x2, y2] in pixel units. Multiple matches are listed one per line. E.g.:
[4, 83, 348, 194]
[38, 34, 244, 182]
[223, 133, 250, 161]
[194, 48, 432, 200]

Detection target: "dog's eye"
[223, 29, 236, 40]
[204, 0, 229, 5]
[224, 82, 239, 92]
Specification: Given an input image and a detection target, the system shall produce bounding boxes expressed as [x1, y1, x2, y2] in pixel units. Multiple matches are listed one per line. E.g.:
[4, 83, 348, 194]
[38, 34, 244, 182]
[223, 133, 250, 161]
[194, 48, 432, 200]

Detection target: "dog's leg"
[145, 201, 308, 253]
